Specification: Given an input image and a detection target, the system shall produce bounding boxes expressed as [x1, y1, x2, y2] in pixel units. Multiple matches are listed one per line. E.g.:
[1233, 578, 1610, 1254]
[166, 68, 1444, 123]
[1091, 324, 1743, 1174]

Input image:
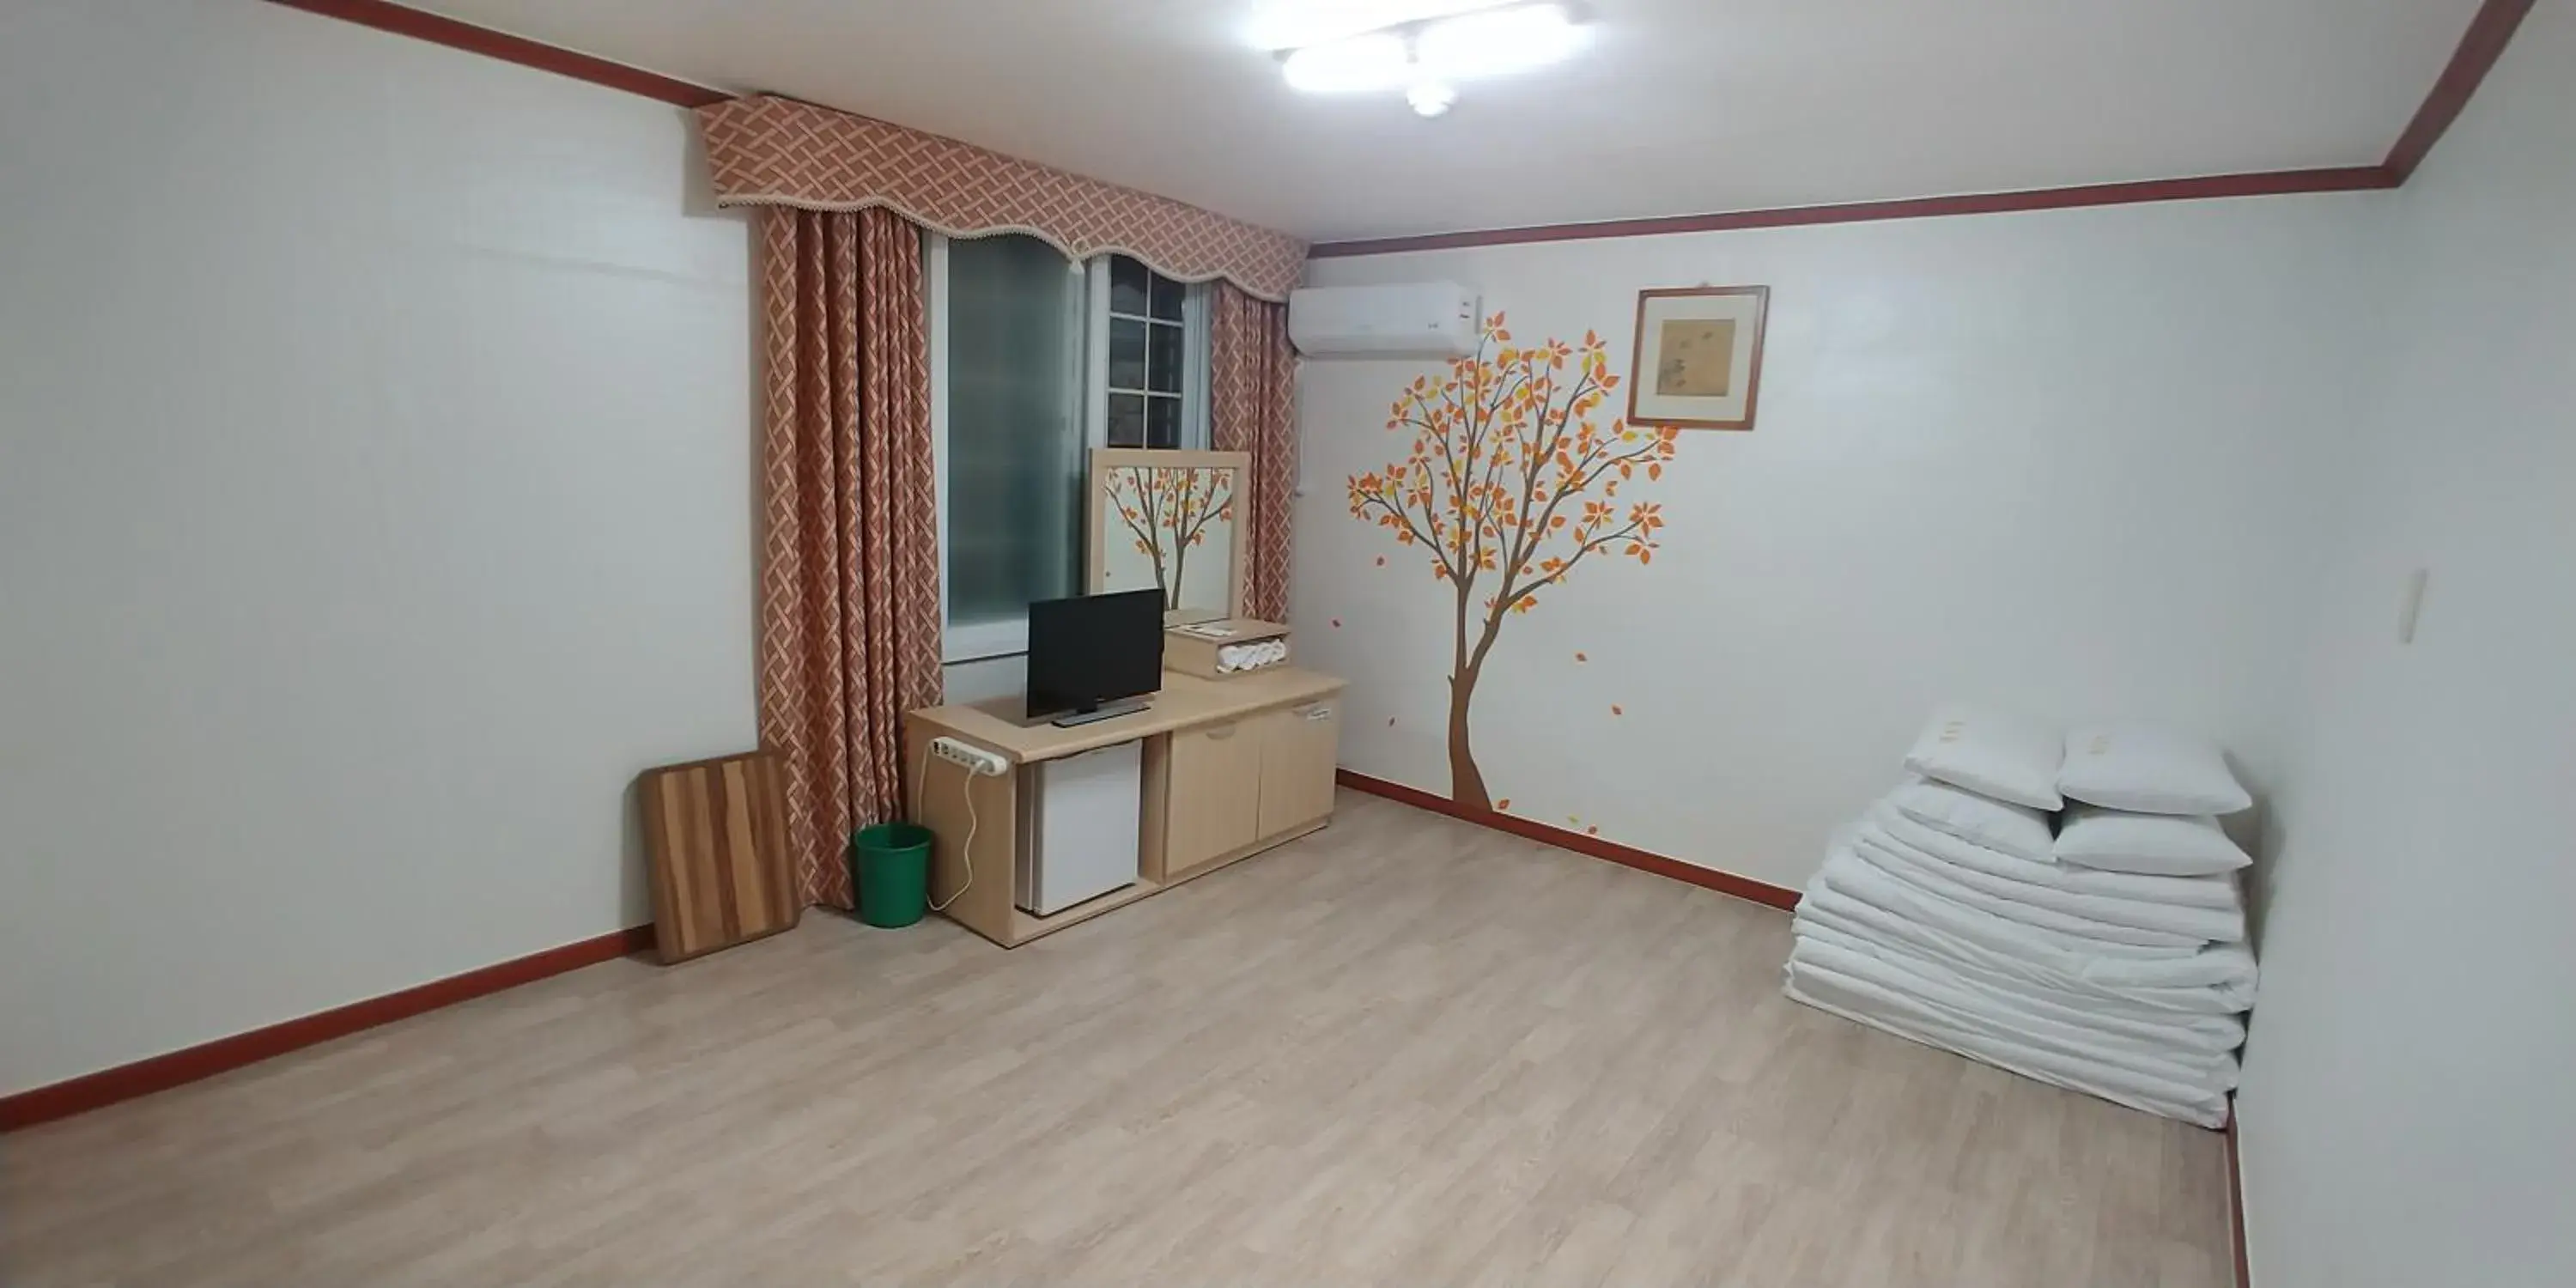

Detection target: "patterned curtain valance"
[696, 95, 1306, 302]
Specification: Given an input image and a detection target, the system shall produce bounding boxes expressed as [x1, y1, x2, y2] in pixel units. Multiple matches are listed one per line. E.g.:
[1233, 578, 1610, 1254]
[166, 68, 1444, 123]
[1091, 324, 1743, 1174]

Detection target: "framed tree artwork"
[1088, 448, 1248, 624]
[1627, 285, 1770, 431]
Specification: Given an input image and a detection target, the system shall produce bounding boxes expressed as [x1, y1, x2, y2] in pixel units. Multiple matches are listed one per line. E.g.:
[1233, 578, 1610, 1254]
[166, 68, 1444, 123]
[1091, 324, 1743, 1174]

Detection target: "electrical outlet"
[931, 737, 1011, 777]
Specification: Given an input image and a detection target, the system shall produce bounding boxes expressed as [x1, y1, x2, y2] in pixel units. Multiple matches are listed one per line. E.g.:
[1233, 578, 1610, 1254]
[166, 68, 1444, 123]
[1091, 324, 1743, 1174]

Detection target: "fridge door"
[1018, 740, 1142, 915]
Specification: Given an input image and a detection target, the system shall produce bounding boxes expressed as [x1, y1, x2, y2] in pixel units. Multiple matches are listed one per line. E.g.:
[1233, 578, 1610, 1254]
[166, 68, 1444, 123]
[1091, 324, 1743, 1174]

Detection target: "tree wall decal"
[1106, 465, 1235, 611]
[1347, 313, 1680, 811]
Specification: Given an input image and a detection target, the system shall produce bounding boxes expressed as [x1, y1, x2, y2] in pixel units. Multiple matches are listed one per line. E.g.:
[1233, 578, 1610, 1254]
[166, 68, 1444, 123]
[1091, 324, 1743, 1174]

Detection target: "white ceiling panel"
[399, 0, 2484, 241]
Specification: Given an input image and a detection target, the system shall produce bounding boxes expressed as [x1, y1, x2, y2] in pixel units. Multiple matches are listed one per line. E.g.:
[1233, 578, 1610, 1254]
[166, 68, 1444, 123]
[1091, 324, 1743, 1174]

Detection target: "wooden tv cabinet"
[902, 666, 1346, 948]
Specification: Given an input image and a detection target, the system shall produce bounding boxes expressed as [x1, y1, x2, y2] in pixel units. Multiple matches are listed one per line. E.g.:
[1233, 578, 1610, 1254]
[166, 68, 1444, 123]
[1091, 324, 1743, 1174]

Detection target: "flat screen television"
[1025, 589, 1165, 726]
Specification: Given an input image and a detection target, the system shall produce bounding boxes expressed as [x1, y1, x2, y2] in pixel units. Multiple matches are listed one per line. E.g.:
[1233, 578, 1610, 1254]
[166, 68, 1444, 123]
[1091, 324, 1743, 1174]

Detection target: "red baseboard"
[2226, 1105, 2253, 1286]
[1335, 769, 1801, 912]
[0, 924, 656, 1133]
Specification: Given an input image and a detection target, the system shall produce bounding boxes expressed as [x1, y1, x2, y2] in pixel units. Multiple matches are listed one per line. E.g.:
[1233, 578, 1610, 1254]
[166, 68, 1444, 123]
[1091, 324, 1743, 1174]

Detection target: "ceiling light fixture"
[1415, 3, 1583, 79]
[1277, 3, 1588, 117]
[1280, 32, 1413, 94]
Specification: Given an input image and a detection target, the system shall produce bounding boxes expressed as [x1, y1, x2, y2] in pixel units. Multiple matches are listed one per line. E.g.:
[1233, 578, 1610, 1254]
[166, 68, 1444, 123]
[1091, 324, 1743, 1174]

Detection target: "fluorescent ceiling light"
[1416, 3, 1586, 79]
[1280, 32, 1413, 93]
[1275, 2, 1589, 113]
[1249, 1, 1510, 52]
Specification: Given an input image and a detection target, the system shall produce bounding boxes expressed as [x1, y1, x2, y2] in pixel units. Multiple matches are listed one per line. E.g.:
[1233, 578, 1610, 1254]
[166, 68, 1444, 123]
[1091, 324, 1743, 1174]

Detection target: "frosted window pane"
[945, 235, 1082, 635]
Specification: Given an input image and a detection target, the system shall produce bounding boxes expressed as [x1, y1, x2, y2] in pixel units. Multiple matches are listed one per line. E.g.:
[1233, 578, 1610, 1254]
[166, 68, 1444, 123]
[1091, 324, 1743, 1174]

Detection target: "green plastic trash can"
[851, 822, 933, 928]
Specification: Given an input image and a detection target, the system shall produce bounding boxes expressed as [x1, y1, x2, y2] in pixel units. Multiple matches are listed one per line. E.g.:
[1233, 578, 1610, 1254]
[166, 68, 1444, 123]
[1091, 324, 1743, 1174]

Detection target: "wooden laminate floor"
[1, 791, 2233, 1286]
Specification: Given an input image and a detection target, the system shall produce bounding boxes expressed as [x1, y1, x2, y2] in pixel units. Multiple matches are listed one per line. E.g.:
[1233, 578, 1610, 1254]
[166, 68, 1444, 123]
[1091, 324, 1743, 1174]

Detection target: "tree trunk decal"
[1349, 313, 1680, 811]
[1107, 465, 1235, 611]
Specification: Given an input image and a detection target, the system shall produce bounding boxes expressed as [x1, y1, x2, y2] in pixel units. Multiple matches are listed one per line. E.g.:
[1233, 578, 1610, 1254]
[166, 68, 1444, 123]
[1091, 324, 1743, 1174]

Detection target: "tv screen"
[1025, 589, 1165, 721]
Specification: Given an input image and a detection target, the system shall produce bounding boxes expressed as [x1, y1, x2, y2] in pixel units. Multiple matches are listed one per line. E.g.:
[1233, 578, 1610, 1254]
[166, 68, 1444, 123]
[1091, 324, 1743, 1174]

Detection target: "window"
[1097, 257, 1207, 450]
[931, 237, 1209, 661]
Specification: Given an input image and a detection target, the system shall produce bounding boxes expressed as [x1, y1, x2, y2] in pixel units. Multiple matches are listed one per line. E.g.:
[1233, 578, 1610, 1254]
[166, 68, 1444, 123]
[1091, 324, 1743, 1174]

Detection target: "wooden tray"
[637, 750, 799, 963]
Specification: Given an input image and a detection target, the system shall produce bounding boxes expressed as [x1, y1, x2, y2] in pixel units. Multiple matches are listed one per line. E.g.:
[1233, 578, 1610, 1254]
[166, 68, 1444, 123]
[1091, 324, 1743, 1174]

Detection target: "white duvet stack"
[1784, 707, 2258, 1127]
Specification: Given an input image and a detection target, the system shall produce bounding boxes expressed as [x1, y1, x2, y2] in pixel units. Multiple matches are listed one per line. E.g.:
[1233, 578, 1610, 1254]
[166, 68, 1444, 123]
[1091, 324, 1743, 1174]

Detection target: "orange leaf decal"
[1345, 317, 1682, 805]
[1495, 798, 1512, 810]
[1611, 704, 1624, 716]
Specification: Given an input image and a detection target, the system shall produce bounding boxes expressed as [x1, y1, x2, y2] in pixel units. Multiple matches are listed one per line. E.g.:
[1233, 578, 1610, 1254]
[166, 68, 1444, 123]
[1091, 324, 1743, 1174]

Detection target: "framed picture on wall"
[1627, 285, 1770, 431]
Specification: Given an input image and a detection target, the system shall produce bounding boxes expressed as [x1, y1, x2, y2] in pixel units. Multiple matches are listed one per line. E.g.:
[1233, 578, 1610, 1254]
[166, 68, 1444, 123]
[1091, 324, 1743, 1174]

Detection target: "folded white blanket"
[1852, 829, 2215, 949]
[1797, 893, 2255, 1018]
[1785, 961, 2233, 1127]
[1861, 811, 2247, 943]
[1789, 940, 2241, 1085]
[1874, 804, 2242, 911]
[1810, 847, 2261, 999]
[1792, 918, 2247, 1053]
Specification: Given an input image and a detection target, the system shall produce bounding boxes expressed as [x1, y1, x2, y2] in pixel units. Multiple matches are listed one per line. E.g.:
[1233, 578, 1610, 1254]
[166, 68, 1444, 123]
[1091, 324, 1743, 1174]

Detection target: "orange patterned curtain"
[698, 95, 1305, 302]
[758, 207, 945, 909]
[1211, 283, 1297, 623]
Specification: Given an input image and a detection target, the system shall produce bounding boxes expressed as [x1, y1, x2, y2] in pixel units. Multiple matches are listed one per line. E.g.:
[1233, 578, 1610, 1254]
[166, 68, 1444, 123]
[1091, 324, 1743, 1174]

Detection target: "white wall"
[2235, 2, 2576, 1284]
[0, 1, 756, 1095]
[1294, 197, 2369, 888]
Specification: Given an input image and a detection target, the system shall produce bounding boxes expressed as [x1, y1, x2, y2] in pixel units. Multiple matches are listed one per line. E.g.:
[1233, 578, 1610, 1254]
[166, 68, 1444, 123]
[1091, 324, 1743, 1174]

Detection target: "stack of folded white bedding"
[1783, 707, 2258, 1127]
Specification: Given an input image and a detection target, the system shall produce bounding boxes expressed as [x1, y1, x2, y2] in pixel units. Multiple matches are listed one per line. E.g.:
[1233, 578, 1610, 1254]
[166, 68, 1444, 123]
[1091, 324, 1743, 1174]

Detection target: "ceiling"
[404, 0, 2483, 242]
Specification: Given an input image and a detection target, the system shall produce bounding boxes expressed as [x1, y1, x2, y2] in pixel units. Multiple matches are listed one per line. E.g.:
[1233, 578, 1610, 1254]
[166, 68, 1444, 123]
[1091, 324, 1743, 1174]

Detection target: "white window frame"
[1087, 256, 1211, 451]
[933, 241, 1207, 665]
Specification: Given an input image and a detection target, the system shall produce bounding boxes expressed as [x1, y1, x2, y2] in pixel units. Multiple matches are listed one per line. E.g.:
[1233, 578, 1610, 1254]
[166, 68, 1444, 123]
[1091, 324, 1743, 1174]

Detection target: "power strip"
[931, 737, 1011, 777]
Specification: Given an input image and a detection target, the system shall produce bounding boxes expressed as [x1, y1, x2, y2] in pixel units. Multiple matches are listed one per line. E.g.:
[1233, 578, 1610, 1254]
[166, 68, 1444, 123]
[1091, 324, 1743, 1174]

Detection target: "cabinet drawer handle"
[1299, 705, 1335, 722]
[1203, 722, 1238, 740]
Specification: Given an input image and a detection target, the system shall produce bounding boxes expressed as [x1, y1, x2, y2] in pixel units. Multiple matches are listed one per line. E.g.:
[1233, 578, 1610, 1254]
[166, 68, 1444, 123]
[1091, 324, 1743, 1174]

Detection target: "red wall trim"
[0, 925, 655, 1133]
[2385, 0, 2537, 183]
[1337, 769, 1802, 912]
[1309, 0, 2534, 258]
[1308, 167, 2395, 258]
[263, 0, 728, 108]
[264, 0, 2529, 256]
[2227, 1106, 2253, 1286]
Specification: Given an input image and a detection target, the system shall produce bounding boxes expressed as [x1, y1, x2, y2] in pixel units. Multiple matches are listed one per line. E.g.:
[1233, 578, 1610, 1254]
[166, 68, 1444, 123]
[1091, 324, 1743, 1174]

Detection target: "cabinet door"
[1162, 719, 1262, 876]
[1257, 701, 1341, 838]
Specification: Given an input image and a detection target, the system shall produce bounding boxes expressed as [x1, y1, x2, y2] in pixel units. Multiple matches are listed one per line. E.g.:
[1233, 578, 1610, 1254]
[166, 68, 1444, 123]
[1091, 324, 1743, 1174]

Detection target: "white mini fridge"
[1015, 739, 1142, 915]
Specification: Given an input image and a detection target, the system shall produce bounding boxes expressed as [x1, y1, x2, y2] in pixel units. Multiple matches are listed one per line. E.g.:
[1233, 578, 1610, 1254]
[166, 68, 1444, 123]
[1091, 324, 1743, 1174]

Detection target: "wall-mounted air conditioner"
[1287, 282, 1479, 358]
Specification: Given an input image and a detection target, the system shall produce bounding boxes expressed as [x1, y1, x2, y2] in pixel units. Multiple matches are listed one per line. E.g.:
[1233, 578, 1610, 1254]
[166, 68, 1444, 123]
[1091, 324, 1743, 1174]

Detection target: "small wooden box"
[1164, 618, 1292, 680]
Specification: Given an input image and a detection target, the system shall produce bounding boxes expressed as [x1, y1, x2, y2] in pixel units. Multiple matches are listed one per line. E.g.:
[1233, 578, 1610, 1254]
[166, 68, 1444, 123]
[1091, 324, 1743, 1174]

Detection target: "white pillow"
[2058, 722, 2252, 815]
[2054, 805, 2251, 877]
[1901, 704, 2064, 810]
[1886, 776, 2055, 863]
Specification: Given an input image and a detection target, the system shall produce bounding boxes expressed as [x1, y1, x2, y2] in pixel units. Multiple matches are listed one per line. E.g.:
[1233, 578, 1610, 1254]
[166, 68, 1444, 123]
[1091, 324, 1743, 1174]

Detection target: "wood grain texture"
[909, 665, 1345, 765]
[1336, 769, 1803, 911]
[1163, 718, 1265, 874]
[638, 752, 799, 963]
[0, 926, 653, 1132]
[0, 792, 2233, 1286]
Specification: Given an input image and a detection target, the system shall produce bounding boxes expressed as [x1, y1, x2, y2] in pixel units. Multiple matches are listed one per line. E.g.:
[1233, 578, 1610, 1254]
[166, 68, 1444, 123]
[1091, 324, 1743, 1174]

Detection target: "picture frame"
[1627, 285, 1771, 431]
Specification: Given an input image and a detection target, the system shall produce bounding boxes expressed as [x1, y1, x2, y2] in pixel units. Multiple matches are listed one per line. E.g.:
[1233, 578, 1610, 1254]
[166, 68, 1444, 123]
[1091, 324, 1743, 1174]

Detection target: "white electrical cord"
[917, 741, 979, 913]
